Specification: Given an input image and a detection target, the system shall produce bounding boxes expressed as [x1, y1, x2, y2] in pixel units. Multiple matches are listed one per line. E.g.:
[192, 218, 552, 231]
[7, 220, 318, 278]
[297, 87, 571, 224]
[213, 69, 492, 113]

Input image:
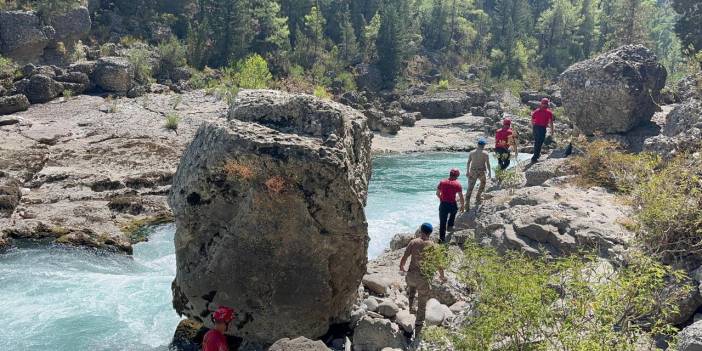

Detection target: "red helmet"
[541, 98, 550, 106]
[212, 306, 235, 323]
[449, 168, 460, 179]
[503, 118, 512, 126]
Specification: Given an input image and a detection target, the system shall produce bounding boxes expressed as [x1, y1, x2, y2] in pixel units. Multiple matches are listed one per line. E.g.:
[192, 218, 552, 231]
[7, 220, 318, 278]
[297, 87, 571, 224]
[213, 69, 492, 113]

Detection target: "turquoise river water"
[0, 152, 528, 350]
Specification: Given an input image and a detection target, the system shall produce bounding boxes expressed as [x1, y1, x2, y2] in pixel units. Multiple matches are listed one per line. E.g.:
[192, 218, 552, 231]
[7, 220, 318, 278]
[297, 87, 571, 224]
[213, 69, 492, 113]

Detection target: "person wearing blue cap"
[399, 223, 446, 338]
[465, 137, 492, 210]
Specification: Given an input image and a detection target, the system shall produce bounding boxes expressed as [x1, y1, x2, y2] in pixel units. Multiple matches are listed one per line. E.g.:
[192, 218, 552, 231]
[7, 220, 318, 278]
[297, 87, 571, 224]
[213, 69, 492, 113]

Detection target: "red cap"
[541, 98, 550, 106]
[503, 118, 511, 126]
[449, 168, 460, 179]
[212, 307, 235, 323]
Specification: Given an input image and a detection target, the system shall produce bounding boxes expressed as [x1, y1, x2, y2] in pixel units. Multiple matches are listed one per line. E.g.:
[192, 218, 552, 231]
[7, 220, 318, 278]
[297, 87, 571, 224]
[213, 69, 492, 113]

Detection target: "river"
[0, 152, 528, 350]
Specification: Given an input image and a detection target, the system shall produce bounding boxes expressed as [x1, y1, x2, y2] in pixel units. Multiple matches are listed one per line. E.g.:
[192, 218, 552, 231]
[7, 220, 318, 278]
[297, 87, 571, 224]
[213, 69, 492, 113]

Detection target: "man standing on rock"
[203, 306, 235, 351]
[399, 223, 446, 337]
[495, 118, 517, 170]
[436, 168, 465, 243]
[531, 98, 555, 163]
[466, 138, 491, 210]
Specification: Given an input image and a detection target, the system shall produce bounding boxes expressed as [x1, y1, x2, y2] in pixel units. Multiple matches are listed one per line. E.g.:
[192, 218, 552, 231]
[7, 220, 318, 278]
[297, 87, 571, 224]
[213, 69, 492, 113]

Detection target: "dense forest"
[1, 0, 701, 91]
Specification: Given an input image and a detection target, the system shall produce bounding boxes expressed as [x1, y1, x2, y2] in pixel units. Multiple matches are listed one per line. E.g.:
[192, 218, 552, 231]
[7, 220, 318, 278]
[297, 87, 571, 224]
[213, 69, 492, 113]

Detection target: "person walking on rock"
[436, 168, 465, 243]
[495, 118, 517, 170]
[203, 306, 235, 351]
[466, 138, 491, 210]
[531, 98, 555, 163]
[399, 223, 446, 337]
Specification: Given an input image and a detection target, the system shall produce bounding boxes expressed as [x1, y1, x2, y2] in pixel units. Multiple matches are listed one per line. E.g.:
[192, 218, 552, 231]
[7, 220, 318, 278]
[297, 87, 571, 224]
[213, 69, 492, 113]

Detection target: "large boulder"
[169, 90, 372, 344]
[93, 57, 134, 93]
[355, 64, 383, 92]
[0, 94, 30, 115]
[559, 45, 667, 135]
[0, 11, 54, 62]
[25, 74, 63, 103]
[400, 90, 487, 118]
[47, 7, 91, 45]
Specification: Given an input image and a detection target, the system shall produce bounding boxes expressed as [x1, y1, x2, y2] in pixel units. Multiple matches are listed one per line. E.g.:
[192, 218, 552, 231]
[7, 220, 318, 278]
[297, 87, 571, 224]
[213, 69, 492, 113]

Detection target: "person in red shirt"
[203, 306, 235, 351]
[530, 98, 555, 163]
[495, 118, 518, 170]
[436, 168, 465, 243]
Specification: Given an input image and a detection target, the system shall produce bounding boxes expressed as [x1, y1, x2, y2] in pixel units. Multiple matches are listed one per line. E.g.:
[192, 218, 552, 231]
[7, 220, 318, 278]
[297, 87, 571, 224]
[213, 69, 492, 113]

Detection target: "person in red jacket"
[436, 168, 465, 243]
[203, 306, 235, 351]
[495, 118, 517, 170]
[530, 98, 555, 163]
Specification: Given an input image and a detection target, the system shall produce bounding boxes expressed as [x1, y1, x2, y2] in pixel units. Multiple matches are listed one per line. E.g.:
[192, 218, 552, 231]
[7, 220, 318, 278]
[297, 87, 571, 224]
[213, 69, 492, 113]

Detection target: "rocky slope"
[0, 91, 227, 252]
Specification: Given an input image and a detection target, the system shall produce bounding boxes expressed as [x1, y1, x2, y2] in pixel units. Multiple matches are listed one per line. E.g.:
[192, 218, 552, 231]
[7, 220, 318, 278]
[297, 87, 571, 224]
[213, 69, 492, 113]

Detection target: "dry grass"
[265, 176, 286, 194]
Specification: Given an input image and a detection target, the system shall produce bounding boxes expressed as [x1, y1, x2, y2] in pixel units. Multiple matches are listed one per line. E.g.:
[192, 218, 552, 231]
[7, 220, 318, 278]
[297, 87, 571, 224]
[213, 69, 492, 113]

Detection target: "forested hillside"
[1, 0, 700, 91]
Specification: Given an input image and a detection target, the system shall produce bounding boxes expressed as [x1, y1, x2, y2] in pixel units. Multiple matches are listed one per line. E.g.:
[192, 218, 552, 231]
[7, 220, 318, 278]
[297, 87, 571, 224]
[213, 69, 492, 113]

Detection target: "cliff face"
[168, 90, 372, 344]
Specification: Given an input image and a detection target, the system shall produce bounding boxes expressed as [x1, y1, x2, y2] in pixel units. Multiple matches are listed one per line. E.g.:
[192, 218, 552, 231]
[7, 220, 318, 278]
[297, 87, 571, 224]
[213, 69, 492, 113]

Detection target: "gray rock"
[663, 100, 702, 137]
[47, 6, 91, 44]
[25, 74, 63, 103]
[393, 310, 415, 333]
[425, 298, 452, 326]
[678, 320, 702, 351]
[365, 108, 401, 134]
[377, 300, 400, 318]
[389, 233, 415, 250]
[0, 177, 21, 217]
[127, 85, 146, 98]
[524, 158, 569, 186]
[68, 60, 97, 76]
[559, 45, 666, 135]
[94, 57, 134, 93]
[362, 297, 379, 312]
[470, 106, 485, 117]
[0, 116, 19, 125]
[55, 71, 90, 86]
[677, 73, 702, 102]
[269, 337, 329, 351]
[400, 112, 419, 127]
[0, 94, 30, 115]
[169, 90, 372, 344]
[456, 185, 634, 260]
[352, 317, 407, 351]
[400, 90, 487, 118]
[0, 11, 52, 62]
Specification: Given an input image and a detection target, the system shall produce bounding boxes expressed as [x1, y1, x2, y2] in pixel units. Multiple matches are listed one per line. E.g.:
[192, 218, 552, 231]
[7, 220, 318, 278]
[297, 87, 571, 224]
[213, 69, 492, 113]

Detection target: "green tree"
[535, 0, 583, 71]
[339, 5, 360, 63]
[603, 0, 655, 49]
[376, 0, 410, 86]
[490, 0, 532, 77]
[237, 54, 273, 89]
[672, 0, 702, 61]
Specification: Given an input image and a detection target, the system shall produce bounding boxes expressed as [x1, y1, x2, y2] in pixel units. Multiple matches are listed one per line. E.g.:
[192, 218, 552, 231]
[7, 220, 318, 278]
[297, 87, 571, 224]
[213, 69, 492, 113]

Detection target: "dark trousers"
[495, 147, 511, 170]
[439, 201, 458, 242]
[532, 126, 547, 162]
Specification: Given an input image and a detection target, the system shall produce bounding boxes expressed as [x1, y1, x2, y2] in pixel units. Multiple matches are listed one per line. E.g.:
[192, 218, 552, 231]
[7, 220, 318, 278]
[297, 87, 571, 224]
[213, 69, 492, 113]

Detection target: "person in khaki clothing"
[466, 137, 491, 210]
[399, 223, 446, 337]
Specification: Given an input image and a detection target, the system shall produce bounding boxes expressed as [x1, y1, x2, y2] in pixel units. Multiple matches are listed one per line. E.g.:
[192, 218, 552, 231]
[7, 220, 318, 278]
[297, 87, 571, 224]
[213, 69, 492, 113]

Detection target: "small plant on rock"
[164, 113, 180, 132]
[62, 89, 74, 100]
[437, 79, 450, 91]
[313, 85, 331, 99]
[223, 161, 255, 180]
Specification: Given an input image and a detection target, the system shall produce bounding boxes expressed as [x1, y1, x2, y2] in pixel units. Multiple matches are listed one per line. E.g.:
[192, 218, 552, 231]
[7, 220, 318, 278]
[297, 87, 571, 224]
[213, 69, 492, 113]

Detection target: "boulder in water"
[559, 45, 667, 135]
[169, 90, 372, 344]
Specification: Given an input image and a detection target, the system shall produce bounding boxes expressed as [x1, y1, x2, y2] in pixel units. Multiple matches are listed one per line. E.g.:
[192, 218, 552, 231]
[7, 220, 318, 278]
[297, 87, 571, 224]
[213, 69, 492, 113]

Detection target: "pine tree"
[672, 0, 702, 57]
[339, 5, 360, 63]
[535, 0, 583, 71]
[603, 0, 654, 49]
[376, 0, 408, 87]
[491, 0, 531, 76]
[577, 0, 599, 58]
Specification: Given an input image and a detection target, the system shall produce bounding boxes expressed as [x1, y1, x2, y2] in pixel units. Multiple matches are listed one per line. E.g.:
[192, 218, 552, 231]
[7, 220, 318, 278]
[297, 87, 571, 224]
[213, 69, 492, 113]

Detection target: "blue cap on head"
[420, 223, 433, 234]
[478, 137, 487, 145]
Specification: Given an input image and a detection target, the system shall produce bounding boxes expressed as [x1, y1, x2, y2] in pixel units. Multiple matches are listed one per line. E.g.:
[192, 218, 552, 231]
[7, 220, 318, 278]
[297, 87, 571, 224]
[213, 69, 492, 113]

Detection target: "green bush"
[126, 47, 154, 84]
[236, 54, 272, 89]
[336, 71, 357, 92]
[633, 156, 702, 263]
[437, 79, 450, 91]
[164, 113, 180, 132]
[313, 85, 331, 99]
[0, 55, 16, 77]
[570, 139, 660, 193]
[157, 36, 188, 75]
[450, 243, 687, 350]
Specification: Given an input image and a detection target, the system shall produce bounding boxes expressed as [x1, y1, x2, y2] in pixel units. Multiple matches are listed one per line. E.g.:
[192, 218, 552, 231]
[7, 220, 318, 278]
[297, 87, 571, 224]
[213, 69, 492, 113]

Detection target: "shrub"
[126, 47, 154, 84]
[494, 167, 522, 194]
[164, 113, 179, 132]
[35, 0, 82, 18]
[265, 176, 286, 194]
[313, 85, 331, 99]
[157, 36, 187, 75]
[336, 71, 357, 92]
[633, 156, 702, 263]
[570, 139, 659, 193]
[450, 243, 687, 350]
[104, 95, 118, 113]
[62, 89, 74, 100]
[236, 54, 272, 89]
[0, 55, 16, 77]
[437, 79, 450, 91]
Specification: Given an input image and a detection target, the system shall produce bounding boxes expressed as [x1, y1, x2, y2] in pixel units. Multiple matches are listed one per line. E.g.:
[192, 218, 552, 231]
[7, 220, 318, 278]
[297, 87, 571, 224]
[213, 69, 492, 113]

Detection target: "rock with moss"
[0, 94, 30, 115]
[169, 89, 372, 344]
